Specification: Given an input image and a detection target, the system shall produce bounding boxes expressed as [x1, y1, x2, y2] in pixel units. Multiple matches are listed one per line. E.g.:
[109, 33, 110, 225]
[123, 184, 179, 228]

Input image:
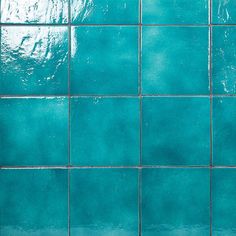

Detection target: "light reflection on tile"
[0, 0, 68, 24]
[0, 27, 68, 95]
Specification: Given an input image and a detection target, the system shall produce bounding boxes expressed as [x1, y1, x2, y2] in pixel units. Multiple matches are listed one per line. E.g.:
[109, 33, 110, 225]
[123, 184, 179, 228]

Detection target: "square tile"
[71, 0, 139, 24]
[142, 0, 208, 24]
[213, 0, 236, 24]
[142, 168, 210, 236]
[213, 27, 236, 94]
[70, 169, 138, 235]
[0, 98, 68, 166]
[213, 169, 236, 235]
[213, 97, 236, 165]
[0, 0, 68, 24]
[70, 26, 138, 95]
[142, 97, 210, 165]
[0, 169, 68, 235]
[71, 97, 139, 166]
[0, 27, 68, 95]
[142, 27, 209, 95]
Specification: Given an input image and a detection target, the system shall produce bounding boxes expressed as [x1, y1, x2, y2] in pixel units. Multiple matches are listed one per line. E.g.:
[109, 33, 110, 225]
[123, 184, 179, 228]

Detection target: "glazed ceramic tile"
[142, 97, 210, 165]
[142, 27, 209, 94]
[71, 0, 139, 24]
[0, 169, 68, 236]
[1, 0, 234, 234]
[142, 0, 208, 24]
[0, 98, 68, 166]
[213, 169, 236, 235]
[71, 97, 139, 166]
[0, 27, 68, 95]
[213, 97, 236, 165]
[213, 0, 236, 24]
[71, 26, 138, 95]
[142, 168, 210, 236]
[0, 0, 68, 24]
[70, 169, 138, 235]
[213, 27, 236, 94]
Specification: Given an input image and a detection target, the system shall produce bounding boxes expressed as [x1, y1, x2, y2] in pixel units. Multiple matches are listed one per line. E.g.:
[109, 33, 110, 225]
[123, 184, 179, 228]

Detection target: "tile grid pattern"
[1, 0, 236, 236]
[209, 0, 213, 235]
[138, 1, 142, 235]
[67, 1, 71, 235]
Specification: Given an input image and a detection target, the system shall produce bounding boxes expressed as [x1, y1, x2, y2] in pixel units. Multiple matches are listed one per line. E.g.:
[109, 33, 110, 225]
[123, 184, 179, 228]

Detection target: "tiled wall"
[1, 0, 236, 235]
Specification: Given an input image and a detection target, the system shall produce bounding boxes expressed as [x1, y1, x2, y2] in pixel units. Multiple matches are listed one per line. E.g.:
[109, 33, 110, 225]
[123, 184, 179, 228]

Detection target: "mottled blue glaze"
[142, 0, 208, 24]
[213, 169, 236, 235]
[213, 0, 236, 24]
[71, 0, 139, 24]
[70, 169, 138, 235]
[213, 97, 236, 165]
[0, 0, 68, 24]
[142, 168, 210, 236]
[71, 26, 138, 95]
[213, 27, 236, 94]
[0, 169, 68, 235]
[142, 97, 210, 165]
[0, 27, 68, 95]
[71, 97, 140, 166]
[0, 98, 68, 166]
[142, 27, 209, 94]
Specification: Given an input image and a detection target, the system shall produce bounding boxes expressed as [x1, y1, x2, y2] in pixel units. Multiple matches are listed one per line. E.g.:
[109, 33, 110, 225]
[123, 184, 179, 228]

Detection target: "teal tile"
[213, 169, 236, 235]
[0, 98, 68, 166]
[142, 168, 210, 236]
[142, 27, 209, 95]
[213, 0, 236, 24]
[213, 27, 236, 94]
[71, 0, 139, 24]
[142, 97, 210, 165]
[213, 97, 236, 165]
[0, 0, 68, 24]
[70, 169, 138, 235]
[71, 26, 138, 95]
[0, 27, 68, 95]
[0, 169, 68, 235]
[71, 97, 139, 166]
[142, 0, 208, 24]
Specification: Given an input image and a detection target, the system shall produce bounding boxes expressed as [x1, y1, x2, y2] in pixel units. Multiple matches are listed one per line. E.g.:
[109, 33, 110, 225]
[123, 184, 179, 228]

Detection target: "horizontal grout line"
[0, 95, 69, 98]
[1, 94, 236, 98]
[1, 165, 236, 170]
[1, 23, 236, 27]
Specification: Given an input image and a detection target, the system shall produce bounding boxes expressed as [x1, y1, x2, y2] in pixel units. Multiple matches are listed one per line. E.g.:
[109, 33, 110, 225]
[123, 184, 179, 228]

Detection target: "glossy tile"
[142, 0, 208, 24]
[71, 0, 139, 24]
[0, 27, 68, 95]
[0, 0, 68, 24]
[213, 97, 236, 165]
[142, 168, 210, 236]
[213, 169, 236, 235]
[71, 26, 138, 95]
[142, 97, 210, 165]
[0, 169, 68, 236]
[142, 27, 209, 95]
[213, 27, 236, 94]
[0, 98, 68, 166]
[70, 169, 138, 235]
[213, 0, 236, 24]
[71, 97, 139, 166]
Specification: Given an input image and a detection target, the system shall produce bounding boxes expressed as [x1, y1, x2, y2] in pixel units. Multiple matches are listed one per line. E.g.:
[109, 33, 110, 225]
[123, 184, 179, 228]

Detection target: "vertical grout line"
[138, 168, 142, 236]
[68, 168, 71, 236]
[68, 1, 71, 236]
[68, 1, 72, 167]
[138, 1, 142, 236]
[209, 0, 213, 235]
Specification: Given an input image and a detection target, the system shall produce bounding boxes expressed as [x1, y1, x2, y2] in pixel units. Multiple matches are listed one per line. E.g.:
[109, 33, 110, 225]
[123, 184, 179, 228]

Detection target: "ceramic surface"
[0, 169, 68, 236]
